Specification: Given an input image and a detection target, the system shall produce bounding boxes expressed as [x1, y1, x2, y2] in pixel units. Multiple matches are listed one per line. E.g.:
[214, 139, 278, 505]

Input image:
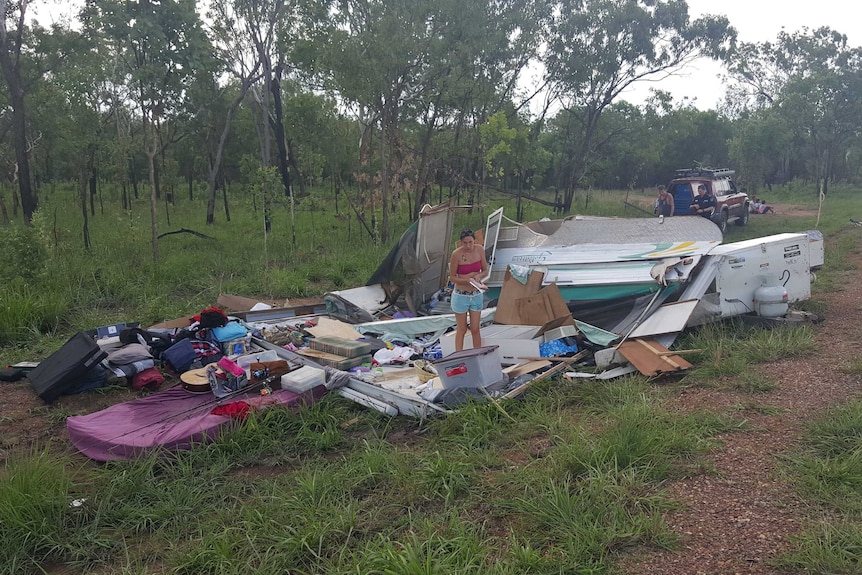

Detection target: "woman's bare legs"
[455, 312, 468, 351]
[468, 309, 482, 348]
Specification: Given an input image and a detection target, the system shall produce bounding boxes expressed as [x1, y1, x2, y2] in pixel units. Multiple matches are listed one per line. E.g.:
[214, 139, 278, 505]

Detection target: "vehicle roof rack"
[674, 167, 735, 179]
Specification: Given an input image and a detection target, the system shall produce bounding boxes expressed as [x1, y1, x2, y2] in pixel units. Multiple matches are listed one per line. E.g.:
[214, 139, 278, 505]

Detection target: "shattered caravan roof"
[503, 215, 724, 249]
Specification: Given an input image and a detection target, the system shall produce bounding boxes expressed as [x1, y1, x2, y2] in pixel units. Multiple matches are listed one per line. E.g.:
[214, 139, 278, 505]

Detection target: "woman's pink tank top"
[457, 259, 482, 275]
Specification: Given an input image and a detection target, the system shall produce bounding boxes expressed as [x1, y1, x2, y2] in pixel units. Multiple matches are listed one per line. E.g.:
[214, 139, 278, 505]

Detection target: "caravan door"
[483, 207, 504, 281]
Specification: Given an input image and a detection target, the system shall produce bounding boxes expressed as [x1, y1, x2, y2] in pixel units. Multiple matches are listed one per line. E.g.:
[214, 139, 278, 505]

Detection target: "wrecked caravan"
[60, 204, 824, 460]
[477, 208, 821, 330]
[312, 206, 824, 410]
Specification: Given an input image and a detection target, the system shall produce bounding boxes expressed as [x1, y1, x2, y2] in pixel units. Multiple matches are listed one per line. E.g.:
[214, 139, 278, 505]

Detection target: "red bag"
[132, 367, 164, 391]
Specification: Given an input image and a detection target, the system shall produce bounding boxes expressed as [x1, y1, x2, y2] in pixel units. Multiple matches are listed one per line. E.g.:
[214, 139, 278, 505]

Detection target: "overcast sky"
[27, 0, 860, 113]
[621, 0, 862, 109]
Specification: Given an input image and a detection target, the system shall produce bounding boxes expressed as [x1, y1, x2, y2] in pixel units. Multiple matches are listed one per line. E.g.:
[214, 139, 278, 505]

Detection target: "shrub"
[0, 224, 47, 282]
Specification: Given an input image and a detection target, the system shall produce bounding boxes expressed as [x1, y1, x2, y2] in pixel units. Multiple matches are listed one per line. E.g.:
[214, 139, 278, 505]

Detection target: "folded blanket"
[108, 359, 155, 379]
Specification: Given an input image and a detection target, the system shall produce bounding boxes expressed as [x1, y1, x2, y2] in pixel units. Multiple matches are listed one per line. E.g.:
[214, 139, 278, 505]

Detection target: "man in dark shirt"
[689, 184, 716, 218]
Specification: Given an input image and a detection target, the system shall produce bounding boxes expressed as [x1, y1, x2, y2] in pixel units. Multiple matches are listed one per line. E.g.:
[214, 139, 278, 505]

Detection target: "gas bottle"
[753, 276, 789, 317]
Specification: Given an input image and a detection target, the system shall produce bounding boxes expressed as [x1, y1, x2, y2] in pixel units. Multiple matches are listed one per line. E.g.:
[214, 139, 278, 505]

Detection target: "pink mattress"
[67, 384, 326, 461]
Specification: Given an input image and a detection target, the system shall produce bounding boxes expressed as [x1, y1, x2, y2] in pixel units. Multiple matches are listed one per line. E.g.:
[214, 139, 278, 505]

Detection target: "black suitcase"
[27, 332, 108, 403]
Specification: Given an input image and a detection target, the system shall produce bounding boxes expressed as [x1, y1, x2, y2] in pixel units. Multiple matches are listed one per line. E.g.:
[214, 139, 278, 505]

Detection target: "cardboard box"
[494, 269, 545, 325]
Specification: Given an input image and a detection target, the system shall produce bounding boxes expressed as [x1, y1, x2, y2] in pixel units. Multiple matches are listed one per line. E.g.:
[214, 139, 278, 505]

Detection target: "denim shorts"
[451, 290, 483, 313]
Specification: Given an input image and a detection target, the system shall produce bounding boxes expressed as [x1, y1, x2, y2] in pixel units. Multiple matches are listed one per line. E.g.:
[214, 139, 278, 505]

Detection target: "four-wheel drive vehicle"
[666, 168, 749, 233]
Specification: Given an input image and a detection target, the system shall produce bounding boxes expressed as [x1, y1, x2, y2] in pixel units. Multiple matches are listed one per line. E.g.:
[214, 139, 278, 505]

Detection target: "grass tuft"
[777, 400, 862, 571]
[776, 521, 862, 574]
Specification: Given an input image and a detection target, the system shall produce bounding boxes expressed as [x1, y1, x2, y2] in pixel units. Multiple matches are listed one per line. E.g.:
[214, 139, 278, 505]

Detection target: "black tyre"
[712, 210, 728, 233]
[735, 205, 750, 226]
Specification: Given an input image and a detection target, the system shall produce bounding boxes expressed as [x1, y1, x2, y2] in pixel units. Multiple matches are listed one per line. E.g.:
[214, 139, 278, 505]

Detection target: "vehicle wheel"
[712, 211, 728, 233]
[736, 206, 750, 226]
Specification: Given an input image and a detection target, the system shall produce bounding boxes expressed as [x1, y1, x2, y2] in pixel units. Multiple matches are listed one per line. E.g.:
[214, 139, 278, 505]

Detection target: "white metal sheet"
[492, 241, 718, 270]
[629, 299, 700, 338]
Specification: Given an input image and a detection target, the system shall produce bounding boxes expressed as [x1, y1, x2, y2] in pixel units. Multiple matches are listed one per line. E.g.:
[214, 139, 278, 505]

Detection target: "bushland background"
[3, 1, 862, 573]
[2, 183, 861, 575]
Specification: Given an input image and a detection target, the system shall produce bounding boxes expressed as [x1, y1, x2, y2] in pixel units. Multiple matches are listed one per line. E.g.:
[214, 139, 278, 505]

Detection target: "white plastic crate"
[432, 345, 505, 389]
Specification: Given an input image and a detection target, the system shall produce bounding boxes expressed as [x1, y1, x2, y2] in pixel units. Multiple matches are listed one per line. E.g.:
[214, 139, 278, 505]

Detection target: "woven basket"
[413, 360, 437, 383]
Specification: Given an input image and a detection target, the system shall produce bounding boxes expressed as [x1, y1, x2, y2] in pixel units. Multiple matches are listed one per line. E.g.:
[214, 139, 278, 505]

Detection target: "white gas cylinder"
[753, 278, 789, 318]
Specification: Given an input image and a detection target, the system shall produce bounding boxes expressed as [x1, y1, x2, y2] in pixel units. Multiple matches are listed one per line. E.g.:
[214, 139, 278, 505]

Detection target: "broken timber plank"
[596, 365, 639, 380]
[503, 351, 589, 399]
[503, 360, 552, 378]
[616, 338, 692, 376]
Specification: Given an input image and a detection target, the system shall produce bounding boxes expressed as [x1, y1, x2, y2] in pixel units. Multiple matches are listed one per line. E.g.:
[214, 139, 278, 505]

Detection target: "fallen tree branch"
[157, 228, 217, 240]
[623, 201, 656, 217]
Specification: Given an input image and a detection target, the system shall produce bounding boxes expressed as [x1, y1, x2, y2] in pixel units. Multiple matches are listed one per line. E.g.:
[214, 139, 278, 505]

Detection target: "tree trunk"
[207, 89, 246, 224]
[0, 1, 37, 224]
[130, 159, 139, 199]
[153, 159, 161, 201]
[81, 168, 90, 251]
[269, 66, 292, 199]
[380, 123, 389, 244]
[147, 147, 159, 263]
[222, 177, 231, 222]
[286, 138, 305, 196]
[0, 186, 9, 225]
[89, 174, 96, 217]
[10, 95, 35, 222]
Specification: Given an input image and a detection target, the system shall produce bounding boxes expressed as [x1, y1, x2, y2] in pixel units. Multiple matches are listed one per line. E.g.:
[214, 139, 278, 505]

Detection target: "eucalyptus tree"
[0, 0, 38, 222]
[726, 27, 862, 193]
[81, 0, 210, 262]
[25, 20, 111, 249]
[316, 0, 443, 243]
[201, 0, 263, 224]
[727, 107, 792, 192]
[405, 0, 551, 219]
[479, 109, 552, 220]
[543, 0, 734, 212]
[311, 0, 549, 241]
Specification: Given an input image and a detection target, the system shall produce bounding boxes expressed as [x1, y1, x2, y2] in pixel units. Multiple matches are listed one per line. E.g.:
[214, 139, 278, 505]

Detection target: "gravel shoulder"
[619, 237, 862, 574]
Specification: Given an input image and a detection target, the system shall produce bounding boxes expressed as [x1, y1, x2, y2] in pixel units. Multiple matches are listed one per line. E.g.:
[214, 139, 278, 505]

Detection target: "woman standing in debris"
[449, 229, 489, 351]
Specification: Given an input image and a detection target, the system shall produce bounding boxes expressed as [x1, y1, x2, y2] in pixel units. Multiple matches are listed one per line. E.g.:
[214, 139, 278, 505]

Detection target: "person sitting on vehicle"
[689, 184, 716, 218]
[655, 185, 674, 217]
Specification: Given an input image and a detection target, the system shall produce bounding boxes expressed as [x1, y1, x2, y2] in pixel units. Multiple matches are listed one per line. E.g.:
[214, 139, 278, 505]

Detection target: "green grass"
[839, 357, 862, 378]
[2, 180, 862, 573]
[676, 320, 816, 384]
[0, 375, 744, 574]
[776, 521, 862, 575]
[775, 400, 862, 573]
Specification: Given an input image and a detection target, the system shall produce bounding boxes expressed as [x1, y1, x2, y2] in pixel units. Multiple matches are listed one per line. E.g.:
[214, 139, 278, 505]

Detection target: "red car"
[665, 168, 750, 233]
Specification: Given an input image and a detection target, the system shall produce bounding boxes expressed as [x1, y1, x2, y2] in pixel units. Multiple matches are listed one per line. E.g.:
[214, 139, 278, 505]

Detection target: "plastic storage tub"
[281, 365, 326, 393]
[235, 350, 279, 369]
[432, 345, 505, 389]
